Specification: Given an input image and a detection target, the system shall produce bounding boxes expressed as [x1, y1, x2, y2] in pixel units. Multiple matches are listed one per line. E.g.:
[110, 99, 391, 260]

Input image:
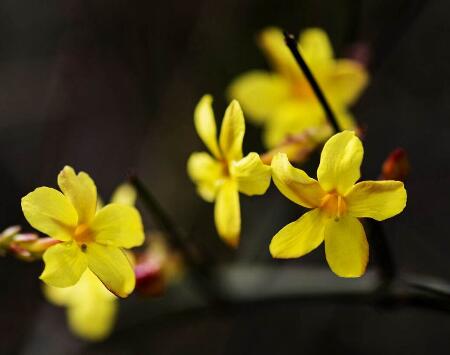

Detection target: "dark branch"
[367, 220, 396, 284]
[129, 175, 199, 265]
[129, 175, 224, 305]
[283, 31, 340, 132]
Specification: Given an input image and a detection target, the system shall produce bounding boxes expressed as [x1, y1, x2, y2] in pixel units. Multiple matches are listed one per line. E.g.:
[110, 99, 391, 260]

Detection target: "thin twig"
[283, 31, 340, 132]
[367, 220, 396, 283]
[129, 175, 224, 304]
[129, 176, 199, 265]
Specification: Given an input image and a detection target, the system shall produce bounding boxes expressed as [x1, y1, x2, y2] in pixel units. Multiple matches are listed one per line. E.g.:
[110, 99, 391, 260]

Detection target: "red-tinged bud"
[345, 42, 371, 68]
[8, 234, 58, 261]
[381, 148, 410, 182]
[134, 257, 165, 297]
[21, 237, 59, 253]
[134, 232, 185, 297]
[1, 226, 21, 239]
[13, 233, 38, 243]
[0, 226, 21, 256]
[0, 226, 21, 247]
[8, 243, 33, 261]
[0, 226, 59, 261]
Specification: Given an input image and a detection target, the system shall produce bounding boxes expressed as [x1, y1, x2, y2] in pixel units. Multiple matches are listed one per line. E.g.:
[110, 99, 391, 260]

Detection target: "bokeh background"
[1, 0, 450, 354]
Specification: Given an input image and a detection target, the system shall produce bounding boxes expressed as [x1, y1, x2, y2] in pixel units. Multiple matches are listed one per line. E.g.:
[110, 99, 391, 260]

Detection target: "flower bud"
[381, 148, 410, 182]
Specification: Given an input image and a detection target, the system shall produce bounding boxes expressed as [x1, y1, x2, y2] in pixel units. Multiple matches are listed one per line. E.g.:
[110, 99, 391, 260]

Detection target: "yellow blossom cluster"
[12, 26, 408, 344]
[186, 28, 405, 278]
[228, 27, 368, 149]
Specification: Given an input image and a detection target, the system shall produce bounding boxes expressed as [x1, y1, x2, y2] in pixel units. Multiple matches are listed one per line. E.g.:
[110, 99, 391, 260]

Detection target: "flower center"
[220, 159, 230, 178]
[320, 192, 347, 221]
[74, 224, 94, 248]
[291, 79, 315, 100]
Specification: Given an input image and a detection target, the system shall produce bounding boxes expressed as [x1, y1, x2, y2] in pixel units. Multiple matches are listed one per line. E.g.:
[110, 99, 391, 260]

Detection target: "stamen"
[74, 224, 94, 244]
[320, 192, 347, 220]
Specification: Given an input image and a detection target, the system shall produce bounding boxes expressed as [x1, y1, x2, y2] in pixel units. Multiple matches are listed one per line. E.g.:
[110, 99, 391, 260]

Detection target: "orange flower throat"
[320, 192, 347, 221]
[74, 224, 94, 247]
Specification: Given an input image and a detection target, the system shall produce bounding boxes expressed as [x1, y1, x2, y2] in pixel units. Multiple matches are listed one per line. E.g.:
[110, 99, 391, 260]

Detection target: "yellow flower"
[44, 269, 117, 341]
[22, 167, 144, 297]
[42, 182, 139, 341]
[270, 131, 407, 277]
[228, 27, 368, 148]
[187, 95, 271, 246]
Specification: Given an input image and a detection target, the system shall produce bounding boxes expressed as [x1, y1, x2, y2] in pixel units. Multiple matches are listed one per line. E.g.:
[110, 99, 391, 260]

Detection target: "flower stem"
[367, 220, 396, 283]
[283, 31, 340, 132]
[129, 176, 199, 266]
[129, 176, 224, 304]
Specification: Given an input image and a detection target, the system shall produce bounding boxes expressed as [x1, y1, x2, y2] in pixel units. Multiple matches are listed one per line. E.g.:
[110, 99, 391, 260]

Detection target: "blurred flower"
[187, 95, 271, 246]
[134, 232, 184, 297]
[97, 182, 137, 209]
[270, 131, 406, 277]
[228, 27, 368, 148]
[44, 269, 117, 341]
[22, 166, 144, 297]
[381, 148, 410, 182]
[43, 182, 139, 341]
[260, 125, 332, 164]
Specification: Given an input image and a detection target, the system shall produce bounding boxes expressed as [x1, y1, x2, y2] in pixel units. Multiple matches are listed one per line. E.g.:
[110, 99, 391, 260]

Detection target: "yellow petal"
[346, 180, 407, 221]
[90, 204, 144, 248]
[323, 59, 369, 107]
[271, 153, 325, 208]
[219, 100, 245, 162]
[21, 187, 78, 241]
[187, 152, 224, 202]
[264, 100, 325, 148]
[299, 28, 334, 67]
[58, 166, 97, 224]
[67, 295, 117, 341]
[86, 243, 135, 298]
[258, 27, 301, 81]
[194, 95, 221, 159]
[324, 216, 368, 277]
[40, 241, 87, 287]
[230, 152, 271, 196]
[270, 208, 325, 258]
[43, 269, 115, 306]
[43, 283, 74, 306]
[227, 70, 290, 124]
[68, 270, 116, 341]
[214, 180, 240, 247]
[317, 130, 363, 194]
[110, 183, 137, 206]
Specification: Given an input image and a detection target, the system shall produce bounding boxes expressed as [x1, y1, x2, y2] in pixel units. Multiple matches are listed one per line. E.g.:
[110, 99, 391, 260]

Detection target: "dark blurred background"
[1, 0, 450, 354]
